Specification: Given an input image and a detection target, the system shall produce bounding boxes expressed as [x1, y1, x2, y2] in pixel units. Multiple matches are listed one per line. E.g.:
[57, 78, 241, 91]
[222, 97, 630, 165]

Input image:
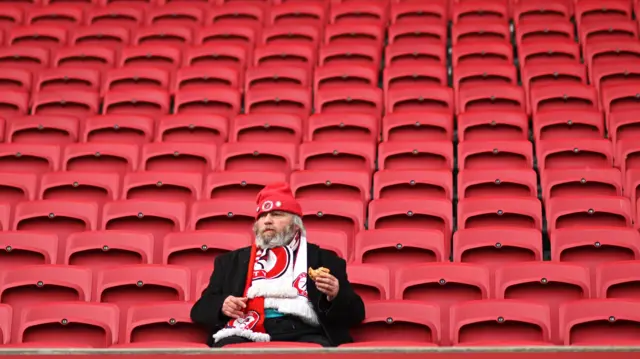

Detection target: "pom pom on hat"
[255, 182, 302, 219]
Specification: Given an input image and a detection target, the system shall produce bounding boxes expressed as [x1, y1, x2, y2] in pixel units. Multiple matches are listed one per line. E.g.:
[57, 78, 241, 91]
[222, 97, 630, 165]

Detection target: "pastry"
[308, 267, 330, 281]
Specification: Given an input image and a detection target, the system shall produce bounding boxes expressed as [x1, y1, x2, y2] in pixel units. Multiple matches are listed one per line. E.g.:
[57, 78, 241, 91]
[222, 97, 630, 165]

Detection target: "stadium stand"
[2, 0, 640, 355]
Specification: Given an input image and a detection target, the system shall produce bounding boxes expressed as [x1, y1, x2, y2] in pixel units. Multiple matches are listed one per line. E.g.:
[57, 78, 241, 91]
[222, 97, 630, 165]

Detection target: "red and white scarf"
[213, 232, 319, 343]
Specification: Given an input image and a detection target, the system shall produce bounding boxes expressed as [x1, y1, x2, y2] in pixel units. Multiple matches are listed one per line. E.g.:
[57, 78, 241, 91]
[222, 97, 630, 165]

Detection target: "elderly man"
[191, 182, 365, 348]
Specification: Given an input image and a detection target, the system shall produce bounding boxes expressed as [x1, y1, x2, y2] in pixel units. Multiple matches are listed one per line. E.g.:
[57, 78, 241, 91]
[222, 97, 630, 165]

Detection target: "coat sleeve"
[317, 251, 365, 327]
[190, 254, 230, 332]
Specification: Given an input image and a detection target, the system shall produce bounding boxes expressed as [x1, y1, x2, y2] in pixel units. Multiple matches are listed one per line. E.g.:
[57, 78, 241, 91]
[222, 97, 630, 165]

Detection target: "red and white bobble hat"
[255, 182, 303, 219]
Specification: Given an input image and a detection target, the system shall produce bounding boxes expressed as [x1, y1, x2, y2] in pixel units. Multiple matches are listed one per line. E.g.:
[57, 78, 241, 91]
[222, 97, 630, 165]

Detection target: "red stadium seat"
[119, 44, 182, 71]
[385, 42, 446, 67]
[450, 300, 552, 345]
[551, 228, 640, 268]
[350, 300, 440, 345]
[596, 261, 640, 300]
[519, 39, 581, 68]
[188, 199, 255, 235]
[616, 139, 640, 174]
[0, 144, 60, 174]
[194, 25, 256, 49]
[14, 302, 119, 348]
[592, 63, 640, 96]
[394, 262, 490, 345]
[140, 143, 217, 173]
[458, 140, 533, 170]
[299, 141, 376, 174]
[32, 89, 99, 118]
[39, 171, 120, 203]
[374, 169, 453, 200]
[390, 0, 447, 25]
[522, 62, 587, 99]
[536, 139, 614, 172]
[155, 114, 228, 145]
[530, 83, 599, 115]
[458, 111, 528, 142]
[513, 1, 570, 26]
[452, 41, 513, 67]
[245, 65, 309, 92]
[244, 86, 311, 120]
[307, 112, 379, 143]
[559, 299, 640, 345]
[35, 67, 100, 93]
[145, 4, 204, 27]
[541, 168, 623, 201]
[173, 87, 240, 119]
[206, 2, 265, 28]
[0, 265, 92, 309]
[261, 24, 320, 47]
[133, 25, 192, 47]
[101, 200, 187, 241]
[69, 25, 130, 50]
[378, 141, 453, 171]
[230, 112, 303, 143]
[253, 43, 315, 71]
[219, 142, 297, 174]
[0, 89, 29, 118]
[102, 88, 170, 118]
[122, 171, 202, 202]
[452, 19, 510, 45]
[85, 5, 143, 27]
[346, 264, 391, 301]
[80, 114, 154, 145]
[458, 84, 526, 114]
[0, 172, 37, 204]
[386, 85, 454, 115]
[174, 66, 240, 94]
[315, 86, 383, 120]
[0, 67, 31, 92]
[162, 231, 251, 270]
[103, 67, 170, 96]
[205, 171, 287, 200]
[533, 109, 604, 141]
[63, 231, 154, 270]
[585, 41, 640, 81]
[330, 1, 387, 26]
[52, 45, 116, 71]
[515, 21, 574, 48]
[324, 23, 384, 48]
[317, 64, 378, 93]
[0, 5, 22, 29]
[579, 20, 637, 55]
[452, 0, 509, 24]
[0, 232, 58, 270]
[12, 200, 99, 240]
[454, 62, 517, 93]
[453, 228, 543, 266]
[319, 43, 381, 69]
[384, 63, 447, 94]
[355, 228, 448, 265]
[458, 169, 537, 199]
[388, 22, 446, 47]
[94, 265, 191, 307]
[8, 25, 67, 50]
[268, 1, 326, 28]
[0, 304, 10, 345]
[6, 115, 78, 145]
[183, 44, 247, 71]
[290, 170, 371, 202]
[123, 302, 206, 345]
[0, 45, 49, 72]
[547, 196, 633, 234]
[458, 197, 542, 230]
[382, 112, 452, 142]
[62, 143, 139, 174]
[575, 0, 631, 29]
[368, 199, 452, 240]
[306, 229, 349, 260]
[298, 198, 365, 251]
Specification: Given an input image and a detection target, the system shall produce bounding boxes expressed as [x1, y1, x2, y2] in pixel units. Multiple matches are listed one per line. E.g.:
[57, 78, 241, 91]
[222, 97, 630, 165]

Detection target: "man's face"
[254, 211, 295, 248]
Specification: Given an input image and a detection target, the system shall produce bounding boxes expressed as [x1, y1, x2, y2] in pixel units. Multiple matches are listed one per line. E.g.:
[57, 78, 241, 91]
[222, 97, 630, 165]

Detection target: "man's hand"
[222, 296, 248, 319]
[315, 271, 339, 301]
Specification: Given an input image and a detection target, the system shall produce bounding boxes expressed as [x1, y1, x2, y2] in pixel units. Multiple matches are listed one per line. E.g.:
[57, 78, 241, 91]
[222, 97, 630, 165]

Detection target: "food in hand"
[308, 267, 330, 281]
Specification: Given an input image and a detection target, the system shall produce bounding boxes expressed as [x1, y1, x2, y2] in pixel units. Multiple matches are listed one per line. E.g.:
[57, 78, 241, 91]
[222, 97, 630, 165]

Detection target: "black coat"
[190, 243, 366, 347]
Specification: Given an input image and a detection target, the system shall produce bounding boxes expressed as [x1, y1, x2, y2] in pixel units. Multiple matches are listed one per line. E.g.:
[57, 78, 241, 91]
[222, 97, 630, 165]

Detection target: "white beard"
[255, 226, 295, 249]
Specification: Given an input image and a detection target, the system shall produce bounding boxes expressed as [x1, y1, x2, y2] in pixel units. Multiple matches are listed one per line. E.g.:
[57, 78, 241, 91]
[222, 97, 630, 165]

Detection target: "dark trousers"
[213, 315, 332, 348]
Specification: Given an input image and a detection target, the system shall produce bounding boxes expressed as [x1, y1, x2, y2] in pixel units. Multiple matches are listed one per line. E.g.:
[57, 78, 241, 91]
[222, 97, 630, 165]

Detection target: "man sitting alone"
[191, 182, 365, 347]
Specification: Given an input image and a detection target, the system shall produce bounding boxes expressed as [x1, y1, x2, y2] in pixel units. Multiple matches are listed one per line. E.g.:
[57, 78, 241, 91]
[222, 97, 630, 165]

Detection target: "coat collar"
[235, 243, 321, 300]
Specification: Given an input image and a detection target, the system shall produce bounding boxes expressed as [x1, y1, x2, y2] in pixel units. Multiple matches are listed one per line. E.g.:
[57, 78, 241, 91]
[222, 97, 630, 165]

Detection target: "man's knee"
[212, 336, 251, 348]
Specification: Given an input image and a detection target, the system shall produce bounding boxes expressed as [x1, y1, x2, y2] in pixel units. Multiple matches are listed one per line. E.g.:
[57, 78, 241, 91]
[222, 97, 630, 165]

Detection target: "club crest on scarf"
[228, 310, 260, 331]
[253, 246, 291, 280]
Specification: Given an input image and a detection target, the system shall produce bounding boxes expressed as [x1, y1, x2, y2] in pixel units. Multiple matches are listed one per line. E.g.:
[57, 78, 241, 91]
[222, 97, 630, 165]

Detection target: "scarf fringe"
[213, 328, 271, 343]
[247, 284, 299, 299]
[264, 298, 320, 326]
